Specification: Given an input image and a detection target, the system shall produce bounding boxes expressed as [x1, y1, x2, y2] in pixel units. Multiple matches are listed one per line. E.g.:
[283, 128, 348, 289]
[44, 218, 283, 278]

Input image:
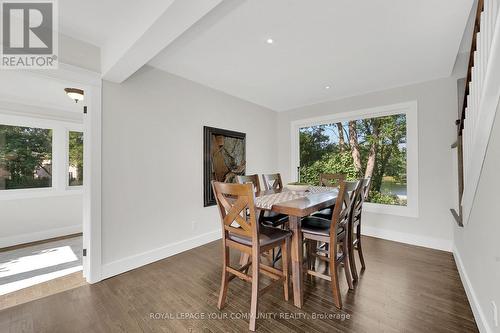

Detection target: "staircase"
[452, 0, 500, 225]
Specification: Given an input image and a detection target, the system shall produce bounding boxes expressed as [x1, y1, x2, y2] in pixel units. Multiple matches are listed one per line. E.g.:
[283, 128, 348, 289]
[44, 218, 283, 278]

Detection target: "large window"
[292, 101, 418, 217]
[0, 125, 53, 190]
[0, 113, 84, 197]
[299, 114, 407, 206]
[68, 131, 83, 187]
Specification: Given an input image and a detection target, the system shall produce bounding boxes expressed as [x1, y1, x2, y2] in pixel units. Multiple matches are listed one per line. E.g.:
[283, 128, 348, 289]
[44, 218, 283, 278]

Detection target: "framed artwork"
[203, 126, 246, 207]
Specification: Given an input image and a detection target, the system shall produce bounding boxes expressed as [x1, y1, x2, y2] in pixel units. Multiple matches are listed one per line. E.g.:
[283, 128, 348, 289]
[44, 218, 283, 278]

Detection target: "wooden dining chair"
[261, 173, 288, 265]
[302, 179, 360, 309]
[212, 181, 291, 331]
[236, 174, 287, 228]
[313, 173, 346, 220]
[348, 177, 371, 282]
[262, 173, 283, 190]
[236, 174, 262, 192]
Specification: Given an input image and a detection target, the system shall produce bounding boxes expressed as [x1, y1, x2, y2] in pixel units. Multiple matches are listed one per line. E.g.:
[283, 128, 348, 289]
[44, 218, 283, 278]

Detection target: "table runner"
[255, 186, 338, 210]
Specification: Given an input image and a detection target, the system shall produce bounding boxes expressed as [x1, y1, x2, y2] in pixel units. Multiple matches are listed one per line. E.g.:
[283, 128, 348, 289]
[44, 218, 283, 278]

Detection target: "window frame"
[66, 130, 84, 190]
[0, 112, 83, 200]
[291, 101, 419, 218]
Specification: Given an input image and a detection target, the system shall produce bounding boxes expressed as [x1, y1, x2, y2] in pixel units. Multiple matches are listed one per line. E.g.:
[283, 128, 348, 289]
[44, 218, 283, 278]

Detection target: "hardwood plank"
[0, 236, 478, 332]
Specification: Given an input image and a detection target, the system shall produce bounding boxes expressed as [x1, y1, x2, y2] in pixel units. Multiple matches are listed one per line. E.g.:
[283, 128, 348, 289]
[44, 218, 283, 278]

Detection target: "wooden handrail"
[453, 0, 485, 227]
[459, 0, 484, 134]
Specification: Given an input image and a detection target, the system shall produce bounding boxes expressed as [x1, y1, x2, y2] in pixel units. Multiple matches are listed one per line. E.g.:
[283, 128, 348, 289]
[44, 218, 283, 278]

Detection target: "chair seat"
[312, 208, 332, 220]
[260, 211, 288, 227]
[229, 226, 291, 247]
[301, 216, 344, 237]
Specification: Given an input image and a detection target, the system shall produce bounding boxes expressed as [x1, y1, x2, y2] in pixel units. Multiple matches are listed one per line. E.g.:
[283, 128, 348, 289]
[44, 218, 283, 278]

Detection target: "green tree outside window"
[68, 131, 84, 186]
[299, 114, 407, 206]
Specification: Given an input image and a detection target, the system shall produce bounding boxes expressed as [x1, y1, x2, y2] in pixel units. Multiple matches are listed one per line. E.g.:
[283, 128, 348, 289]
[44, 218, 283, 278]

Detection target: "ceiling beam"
[102, 0, 222, 83]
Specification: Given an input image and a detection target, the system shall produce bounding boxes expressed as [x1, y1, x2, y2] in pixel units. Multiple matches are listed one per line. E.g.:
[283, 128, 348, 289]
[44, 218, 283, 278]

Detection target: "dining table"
[254, 186, 339, 309]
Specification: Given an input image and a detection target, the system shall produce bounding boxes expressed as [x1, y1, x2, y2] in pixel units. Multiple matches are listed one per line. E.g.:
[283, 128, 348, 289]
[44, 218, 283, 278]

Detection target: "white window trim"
[0, 111, 84, 200]
[65, 129, 84, 190]
[290, 101, 419, 218]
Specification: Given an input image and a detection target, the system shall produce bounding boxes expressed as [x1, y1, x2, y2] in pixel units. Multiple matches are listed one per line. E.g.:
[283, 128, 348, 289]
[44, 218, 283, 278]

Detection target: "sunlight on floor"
[0, 237, 83, 297]
[0, 246, 78, 278]
[0, 265, 83, 295]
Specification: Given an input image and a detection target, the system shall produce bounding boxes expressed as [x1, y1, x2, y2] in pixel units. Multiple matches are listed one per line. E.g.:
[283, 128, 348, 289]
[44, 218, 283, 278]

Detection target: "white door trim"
[21, 62, 103, 283]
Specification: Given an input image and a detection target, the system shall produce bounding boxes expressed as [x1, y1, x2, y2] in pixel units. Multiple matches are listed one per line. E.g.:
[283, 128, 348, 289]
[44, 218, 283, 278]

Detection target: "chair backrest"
[352, 177, 371, 220]
[329, 180, 361, 242]
[212, 181, 259, 240]
[362, 177, 371, 200]
[262, 173, 283, 190]
[236, 174, 261, 193]
[319, 173, 345, 187]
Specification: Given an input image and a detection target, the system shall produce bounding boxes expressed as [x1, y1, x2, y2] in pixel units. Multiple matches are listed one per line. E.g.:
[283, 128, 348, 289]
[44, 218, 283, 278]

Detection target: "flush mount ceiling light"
[325, 85, 332, 90]
[64, 88, 84, 103]
[266, 38, 274, 44]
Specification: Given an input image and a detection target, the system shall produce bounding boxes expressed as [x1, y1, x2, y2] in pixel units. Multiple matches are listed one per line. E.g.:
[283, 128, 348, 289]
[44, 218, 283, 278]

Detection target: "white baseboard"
[101, 230, 221, 280]
[0, 225, 82, 248]
[453, 246, 491, 333]
[361, 225, 452, 252]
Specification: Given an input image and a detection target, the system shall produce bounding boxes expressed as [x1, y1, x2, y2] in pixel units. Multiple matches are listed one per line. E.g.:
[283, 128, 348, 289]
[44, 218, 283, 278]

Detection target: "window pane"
[299, 114, 407, 206]
[68, 131, 83, 186]
[0, 125, 52, 190]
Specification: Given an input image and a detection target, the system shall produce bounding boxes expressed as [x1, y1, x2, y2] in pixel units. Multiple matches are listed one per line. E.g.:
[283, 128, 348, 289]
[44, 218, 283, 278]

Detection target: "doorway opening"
[0, 64, 101, 309]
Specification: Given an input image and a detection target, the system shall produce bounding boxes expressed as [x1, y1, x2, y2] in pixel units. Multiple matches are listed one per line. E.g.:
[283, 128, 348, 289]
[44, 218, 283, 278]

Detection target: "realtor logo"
[1, 0, 58, 69]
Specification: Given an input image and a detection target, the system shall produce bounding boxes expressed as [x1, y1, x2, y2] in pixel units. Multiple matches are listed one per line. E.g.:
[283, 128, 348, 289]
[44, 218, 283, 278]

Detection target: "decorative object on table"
[285, 182, 309, 192]
[203, 126, 246, 207]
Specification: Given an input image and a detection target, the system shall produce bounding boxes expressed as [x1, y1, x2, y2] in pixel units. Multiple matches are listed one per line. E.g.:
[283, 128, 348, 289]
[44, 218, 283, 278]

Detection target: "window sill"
[0, 187, 83, 201]
[364, 202, 418, 218]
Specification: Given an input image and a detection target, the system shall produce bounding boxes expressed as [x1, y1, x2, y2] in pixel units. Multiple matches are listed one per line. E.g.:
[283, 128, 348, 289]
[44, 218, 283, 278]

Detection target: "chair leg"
[272, 247, 282, 266]
[342, 243, 354, 290]
[249, 249, 260, 331]
[281, 239, 289, 301]
[348, 225, 359, 283]
[305, 240, 311, 270]
[329, 254, 342, 309]
[217, 245, 230, 309]
[309, 240, 317, 270]
[239, 253, 251, 274]
[357, 222, 366, 270]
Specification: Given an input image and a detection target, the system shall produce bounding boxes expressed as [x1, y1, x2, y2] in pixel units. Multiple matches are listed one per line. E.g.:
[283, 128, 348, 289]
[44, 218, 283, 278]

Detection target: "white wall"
[277, 77, 458, 251]
[453, 101, 500, 333]
[101, 66, 278, 277]
[0, 195, 82, 248]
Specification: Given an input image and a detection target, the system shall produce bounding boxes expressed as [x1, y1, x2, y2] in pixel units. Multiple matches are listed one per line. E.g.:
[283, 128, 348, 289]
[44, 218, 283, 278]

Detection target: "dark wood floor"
[0, 236, 477, 333]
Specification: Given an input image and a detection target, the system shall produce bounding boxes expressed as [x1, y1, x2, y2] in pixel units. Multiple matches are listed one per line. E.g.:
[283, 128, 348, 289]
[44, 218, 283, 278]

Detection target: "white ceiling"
[148, 0, 474, 111]
[59, 0, 169, 47]
[59, 0, 222, 83]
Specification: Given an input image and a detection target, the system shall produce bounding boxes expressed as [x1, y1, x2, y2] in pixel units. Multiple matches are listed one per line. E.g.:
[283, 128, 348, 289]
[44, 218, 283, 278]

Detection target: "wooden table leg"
[288, 215, 303, 308]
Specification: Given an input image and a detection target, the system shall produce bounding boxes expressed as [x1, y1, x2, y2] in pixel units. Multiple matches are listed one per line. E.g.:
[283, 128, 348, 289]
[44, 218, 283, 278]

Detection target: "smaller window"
[68, 131, 83, 187]
[0, 124, 53, 190]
